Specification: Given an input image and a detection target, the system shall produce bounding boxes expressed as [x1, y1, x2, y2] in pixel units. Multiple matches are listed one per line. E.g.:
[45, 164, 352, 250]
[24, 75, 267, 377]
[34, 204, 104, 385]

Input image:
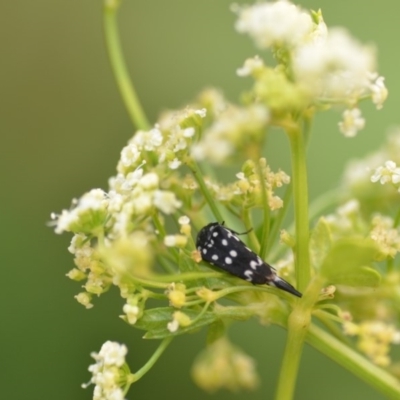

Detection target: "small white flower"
[138, 172, 159, 190]
[153, 190, 182, 214]
[178, 215, 190, 225]
[168, 158, 181, 170]
[236, 56, 264, 77]
[183, 127, 195, 137]
[123, 303, 140, 325]
[167, 319, 179, 333]
[195, 108, 207, 118]
[338, 108, 365, 137]
[369, 73, 388, 110]
[107, 190, 124, 213]
[164, 234, 188, 247]
[118, 143, 141, 171]
[133, 127, 163, 151]
[75, 292, 94, 309]
[121, 168, 144, 191]
[371, 160, 400, 186]
[132, 193, 153, 215]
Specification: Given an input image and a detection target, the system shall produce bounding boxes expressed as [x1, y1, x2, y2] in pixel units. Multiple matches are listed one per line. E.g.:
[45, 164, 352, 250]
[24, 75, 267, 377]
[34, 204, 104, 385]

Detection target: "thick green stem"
[287, 126, 311, 292]
[275, 311, 309, 400]
[103, 1, 150, 130]
[275, 276, 322, 400]
[307, 324, 400, 400]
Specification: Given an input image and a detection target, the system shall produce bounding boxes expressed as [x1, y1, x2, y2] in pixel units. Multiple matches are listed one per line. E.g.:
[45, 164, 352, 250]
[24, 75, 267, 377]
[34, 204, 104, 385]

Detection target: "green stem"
[242, 209, 260, 252]
[266, 115, 312, 259]
[265, 184, 292, 258]
[131, 271, 223, 288]
[275, 315, 308, 400]
[275, 276, 321, 400]
[103, 1, 150, 130]
[257, 160, 270, 259]
[129, 337, 173, 383]
[213, 284, 298, 303]
[313, 309, 353, 346]
[287, 125, 311, 292]
[188, 160, 224, 222]
[307, 324, 400, 400]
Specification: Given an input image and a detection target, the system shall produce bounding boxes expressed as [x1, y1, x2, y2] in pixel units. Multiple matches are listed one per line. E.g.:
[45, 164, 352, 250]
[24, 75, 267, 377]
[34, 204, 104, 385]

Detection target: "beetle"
[196, 222, 302, 297]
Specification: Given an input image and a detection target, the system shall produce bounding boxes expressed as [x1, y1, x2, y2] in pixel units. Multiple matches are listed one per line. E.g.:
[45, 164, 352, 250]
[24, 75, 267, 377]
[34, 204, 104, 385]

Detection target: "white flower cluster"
[109, 167, 182, 237]
[235, 0, 313, 49]
[52, 189, 108, 235]
[234, 0, 387, 137]
[117, 108, 206, 175]
[201, 158, 290, 209]
[370, 214, 400, 259]
[342, 129, 400, 196]
[292, 28, 375, 100]
[52, 106, 207, 238]
[83, 341, 128, 400]
[52, 107, 209, 309]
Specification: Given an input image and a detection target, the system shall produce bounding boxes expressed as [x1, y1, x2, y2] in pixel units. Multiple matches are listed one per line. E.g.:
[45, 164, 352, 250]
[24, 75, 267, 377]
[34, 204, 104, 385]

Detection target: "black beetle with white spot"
[196, 222, 302, 298]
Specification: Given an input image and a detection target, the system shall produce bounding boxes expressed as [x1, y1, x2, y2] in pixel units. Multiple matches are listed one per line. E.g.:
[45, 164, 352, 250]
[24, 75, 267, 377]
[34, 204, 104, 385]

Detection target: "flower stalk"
[103, 0, 150, 130]
[286, 124, 311, 292]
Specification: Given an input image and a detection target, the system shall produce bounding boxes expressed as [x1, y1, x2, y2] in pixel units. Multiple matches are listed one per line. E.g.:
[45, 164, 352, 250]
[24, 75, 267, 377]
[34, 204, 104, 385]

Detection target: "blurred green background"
[2, 0, 399, 399]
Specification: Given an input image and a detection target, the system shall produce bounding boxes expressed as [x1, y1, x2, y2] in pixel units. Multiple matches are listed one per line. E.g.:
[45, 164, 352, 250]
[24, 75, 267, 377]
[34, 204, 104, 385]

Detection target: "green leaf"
[328, 266, 381, 287]
[310, 217, 332, 270]
[320, 238, 381, 287]
[134, 307, 217, 339]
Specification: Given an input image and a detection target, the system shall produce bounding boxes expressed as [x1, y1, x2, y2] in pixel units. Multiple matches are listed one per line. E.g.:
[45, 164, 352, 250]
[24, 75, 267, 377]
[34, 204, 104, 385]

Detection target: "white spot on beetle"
[244, 270, 253, 281]
[202, 248, 207, 254]
[222, 239, 228, 246]
[230, 250, 238, 257]
[225, 257, 232, 264]
[212, 231, 218, 237]
[250, 260, 257, 269]
[212, 254, 219, 261]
